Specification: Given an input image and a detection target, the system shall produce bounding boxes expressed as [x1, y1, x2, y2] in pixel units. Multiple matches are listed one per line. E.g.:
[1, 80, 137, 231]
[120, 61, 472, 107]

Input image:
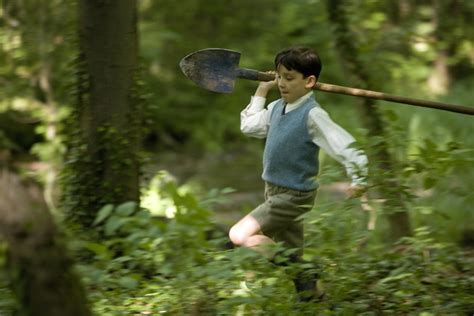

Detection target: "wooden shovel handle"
[236, 68, 276, 82]
[239, 69, 473, 116]
[314, 82, 474, 115]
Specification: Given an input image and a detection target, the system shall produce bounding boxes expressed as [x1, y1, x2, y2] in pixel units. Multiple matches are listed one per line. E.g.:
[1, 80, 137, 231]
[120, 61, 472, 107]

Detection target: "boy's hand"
[255, 71, 277, 97]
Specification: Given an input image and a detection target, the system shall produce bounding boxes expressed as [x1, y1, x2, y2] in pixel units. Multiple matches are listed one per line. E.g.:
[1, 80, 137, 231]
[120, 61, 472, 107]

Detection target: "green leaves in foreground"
[71, 184, 474, 315]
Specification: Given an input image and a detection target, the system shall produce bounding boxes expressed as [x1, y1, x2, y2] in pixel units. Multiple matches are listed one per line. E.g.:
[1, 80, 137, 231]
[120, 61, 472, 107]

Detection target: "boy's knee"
[228, 226, 246, 246]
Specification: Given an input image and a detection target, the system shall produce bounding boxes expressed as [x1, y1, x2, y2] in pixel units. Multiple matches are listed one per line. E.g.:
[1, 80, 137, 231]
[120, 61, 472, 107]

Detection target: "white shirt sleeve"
[307, 107, 368, 186]
[240, 96, 277, 139]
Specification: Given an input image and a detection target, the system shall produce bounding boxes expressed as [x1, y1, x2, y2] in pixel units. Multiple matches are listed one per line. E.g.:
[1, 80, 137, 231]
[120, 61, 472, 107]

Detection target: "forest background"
[0, 0, 473, 315]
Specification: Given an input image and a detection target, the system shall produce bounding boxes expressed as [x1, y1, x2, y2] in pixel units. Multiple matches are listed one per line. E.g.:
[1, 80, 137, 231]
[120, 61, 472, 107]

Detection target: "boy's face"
[277, 64, 316, 103]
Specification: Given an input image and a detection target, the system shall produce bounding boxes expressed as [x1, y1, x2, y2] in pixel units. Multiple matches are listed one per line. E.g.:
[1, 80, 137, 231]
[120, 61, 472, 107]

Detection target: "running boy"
[228, 46, 368, 301]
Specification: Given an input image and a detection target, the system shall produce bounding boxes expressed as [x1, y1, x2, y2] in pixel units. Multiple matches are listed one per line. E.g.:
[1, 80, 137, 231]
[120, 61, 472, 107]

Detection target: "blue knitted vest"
[262, 97, 320, 191]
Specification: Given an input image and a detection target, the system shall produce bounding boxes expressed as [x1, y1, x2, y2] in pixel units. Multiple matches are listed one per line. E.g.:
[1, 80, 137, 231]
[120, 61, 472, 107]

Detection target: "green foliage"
[1, 1, 473, 314]
[305, 197, 474, 314]
[357, 108, 474, 242]
[65, 174, 474, 315]
[0, 243, 17, 315]
[73, 179, 299, 314]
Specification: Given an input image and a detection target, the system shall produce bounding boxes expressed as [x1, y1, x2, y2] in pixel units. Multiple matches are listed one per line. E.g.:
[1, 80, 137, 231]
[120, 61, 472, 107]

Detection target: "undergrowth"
[68, 175, 474, 315]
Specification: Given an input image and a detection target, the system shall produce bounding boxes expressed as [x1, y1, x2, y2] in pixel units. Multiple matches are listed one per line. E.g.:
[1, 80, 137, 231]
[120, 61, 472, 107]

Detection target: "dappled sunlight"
[140, 170, 182, 218]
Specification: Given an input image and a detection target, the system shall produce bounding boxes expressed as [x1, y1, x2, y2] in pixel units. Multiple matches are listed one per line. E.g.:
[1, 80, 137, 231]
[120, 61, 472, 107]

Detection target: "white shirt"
[240, 91, 368, 186]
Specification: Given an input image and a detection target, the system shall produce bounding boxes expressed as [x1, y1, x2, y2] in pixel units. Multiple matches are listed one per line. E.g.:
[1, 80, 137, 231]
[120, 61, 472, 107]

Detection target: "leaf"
[378, 273, 413, 284]
[113, 256, 133, 263]
[423, 176, 437, 189]
[135, 210, 151, 220]
[116, 201, 137, 216]
[93, 204, 114, 226]
[83, 242, 111, 260]
[118, 276, 138, 289]
[105, 216, 124, 236]
[221, 187, 236, 194]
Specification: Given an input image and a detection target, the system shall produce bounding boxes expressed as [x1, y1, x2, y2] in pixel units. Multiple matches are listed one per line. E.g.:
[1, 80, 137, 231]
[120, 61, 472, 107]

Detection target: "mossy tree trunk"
[326, 0, 411, 241]
[63, 0, 143, 226]
[0, 169, 90, 316]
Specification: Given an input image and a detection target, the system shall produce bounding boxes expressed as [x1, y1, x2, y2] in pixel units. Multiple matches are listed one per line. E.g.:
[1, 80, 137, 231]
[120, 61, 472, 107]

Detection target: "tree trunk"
[427, 0, 458, 94]
[63, 0, 142, 226]
[388, 0, 411, 22]
[0, 168, 91, 316]
[326, 0, 411, 241]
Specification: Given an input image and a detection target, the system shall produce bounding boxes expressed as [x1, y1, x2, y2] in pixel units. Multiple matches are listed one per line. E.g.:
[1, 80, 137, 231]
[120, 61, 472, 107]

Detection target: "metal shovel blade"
[179, 48, 241, 93]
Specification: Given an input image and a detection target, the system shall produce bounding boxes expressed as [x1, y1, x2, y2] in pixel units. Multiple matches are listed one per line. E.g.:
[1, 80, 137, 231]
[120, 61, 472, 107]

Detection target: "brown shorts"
[249, 182, 317, 254]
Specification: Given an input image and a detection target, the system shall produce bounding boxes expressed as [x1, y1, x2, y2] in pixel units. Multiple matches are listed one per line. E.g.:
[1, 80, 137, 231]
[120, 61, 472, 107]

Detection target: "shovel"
[179, 48, 473, 116]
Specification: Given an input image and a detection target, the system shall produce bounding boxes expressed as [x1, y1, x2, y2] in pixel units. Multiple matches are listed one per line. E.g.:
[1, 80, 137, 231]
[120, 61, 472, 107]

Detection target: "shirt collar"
[285, 91, 314, 112]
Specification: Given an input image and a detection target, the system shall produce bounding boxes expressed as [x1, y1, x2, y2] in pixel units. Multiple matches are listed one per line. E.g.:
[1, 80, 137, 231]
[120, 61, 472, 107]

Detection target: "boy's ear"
[305, 75, 317, 89]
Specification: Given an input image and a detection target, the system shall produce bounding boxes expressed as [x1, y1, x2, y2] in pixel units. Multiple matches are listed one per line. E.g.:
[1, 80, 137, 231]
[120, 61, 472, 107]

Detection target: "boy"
[228, 47, 368, 301]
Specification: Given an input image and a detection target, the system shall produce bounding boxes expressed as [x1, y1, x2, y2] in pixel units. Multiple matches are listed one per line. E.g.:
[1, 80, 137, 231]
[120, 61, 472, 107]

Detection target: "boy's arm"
[240, 74, 278, 138]
[307, 107, 368, 188]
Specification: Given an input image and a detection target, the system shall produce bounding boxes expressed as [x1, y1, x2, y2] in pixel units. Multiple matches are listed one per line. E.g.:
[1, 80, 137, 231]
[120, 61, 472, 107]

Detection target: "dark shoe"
[293, 271, 325, 302]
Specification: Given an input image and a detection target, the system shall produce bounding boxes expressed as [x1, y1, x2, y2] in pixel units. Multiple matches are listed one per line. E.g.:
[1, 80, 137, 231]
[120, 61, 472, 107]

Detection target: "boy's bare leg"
[230, 214, 323, 301]
[229, 214, 276, 259]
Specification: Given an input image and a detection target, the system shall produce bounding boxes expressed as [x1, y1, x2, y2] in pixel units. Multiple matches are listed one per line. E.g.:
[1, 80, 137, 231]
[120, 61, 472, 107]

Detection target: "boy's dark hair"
[274, 47, 322, 79]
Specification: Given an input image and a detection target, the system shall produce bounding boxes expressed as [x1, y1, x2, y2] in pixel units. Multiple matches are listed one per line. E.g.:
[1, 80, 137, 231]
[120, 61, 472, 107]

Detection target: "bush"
[69, 175, 474, 315]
